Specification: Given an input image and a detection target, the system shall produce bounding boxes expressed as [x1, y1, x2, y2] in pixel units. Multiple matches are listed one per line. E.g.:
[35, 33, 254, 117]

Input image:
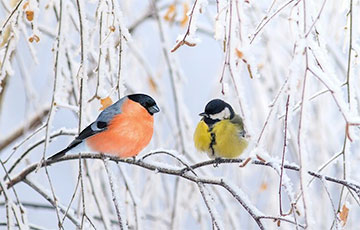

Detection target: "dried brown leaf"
[235, 48, 244, 59]
[180, 3, 189, 27]
[25, 10, 34, 21]
[100, 96, 113, 111]
[164, 4, 176, 22]
[33, 34, 40, 43]
[28, 35, 40, 43]
[22, 1, 29, 9]
[339, 204, 349, 226]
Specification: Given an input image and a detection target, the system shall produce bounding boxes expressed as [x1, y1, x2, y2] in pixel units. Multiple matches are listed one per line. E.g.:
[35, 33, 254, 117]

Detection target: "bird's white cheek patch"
[209, 107, 231, 120]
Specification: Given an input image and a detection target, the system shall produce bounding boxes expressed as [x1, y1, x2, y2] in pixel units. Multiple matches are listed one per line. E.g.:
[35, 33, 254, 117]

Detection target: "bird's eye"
[97, 121, 107, 129]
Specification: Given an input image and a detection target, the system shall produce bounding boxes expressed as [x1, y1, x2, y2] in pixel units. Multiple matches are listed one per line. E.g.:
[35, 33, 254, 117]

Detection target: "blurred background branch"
[0, 0, 359, 229]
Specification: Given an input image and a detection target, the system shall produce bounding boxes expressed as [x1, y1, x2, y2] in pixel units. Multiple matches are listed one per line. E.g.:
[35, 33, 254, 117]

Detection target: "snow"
[1, 0, 360, 229]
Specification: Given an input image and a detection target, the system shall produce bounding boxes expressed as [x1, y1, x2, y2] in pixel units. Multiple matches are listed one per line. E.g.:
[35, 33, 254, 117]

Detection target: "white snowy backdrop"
[0, 0, 360, 229]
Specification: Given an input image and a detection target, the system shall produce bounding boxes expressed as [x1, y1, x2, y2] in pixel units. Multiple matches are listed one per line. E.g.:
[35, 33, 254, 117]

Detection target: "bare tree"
[0, 0, 359, 229]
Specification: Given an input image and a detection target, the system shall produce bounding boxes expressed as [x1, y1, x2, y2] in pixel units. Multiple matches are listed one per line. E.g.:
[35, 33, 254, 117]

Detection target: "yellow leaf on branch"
[22, 1, 29, 9]
[235, 48, 253, 79]
[235, 48, 244, 59]
[109, 25, 116, 32]
[164, 4, 176, 23]
[180, 2, 189, 27]
[25, 10, 34, 21]
[100, 96, 113, 111]
[28, 34, 40, 43]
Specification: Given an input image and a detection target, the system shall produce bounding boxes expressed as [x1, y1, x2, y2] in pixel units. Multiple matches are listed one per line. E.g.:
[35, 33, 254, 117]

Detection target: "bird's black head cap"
[128, 94, 160, 115]
[200, 99, 235, 125]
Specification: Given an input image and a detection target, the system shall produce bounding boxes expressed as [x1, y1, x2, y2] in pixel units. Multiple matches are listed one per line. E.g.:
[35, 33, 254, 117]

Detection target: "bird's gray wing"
[73, 98, 126, 143]
[230, 114, 246, 138]
[48, 97, 126, 160]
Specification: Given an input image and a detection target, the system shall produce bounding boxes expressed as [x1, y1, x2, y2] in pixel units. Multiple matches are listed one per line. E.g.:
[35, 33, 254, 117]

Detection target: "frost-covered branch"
[3, 152, 360, 228]
[0, 107, 49, 152]
[170, 0, 206, 52]
[22, 178, 81, 228]
[1, 0, 359, 229]
[102, 157, 126, 230]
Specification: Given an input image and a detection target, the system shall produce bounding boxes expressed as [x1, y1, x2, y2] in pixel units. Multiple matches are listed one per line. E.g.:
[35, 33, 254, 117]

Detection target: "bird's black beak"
[199, 112, 206, 117]
[148, 105, 160, 115]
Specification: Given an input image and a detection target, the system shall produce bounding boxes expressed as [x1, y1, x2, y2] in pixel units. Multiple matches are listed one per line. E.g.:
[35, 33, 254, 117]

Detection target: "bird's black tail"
[47, 147, 71, 160]
[47, 138, 83, 160]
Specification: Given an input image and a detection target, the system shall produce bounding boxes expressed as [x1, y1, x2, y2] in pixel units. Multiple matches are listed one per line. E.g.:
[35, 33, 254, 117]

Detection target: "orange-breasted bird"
[48, 94, 160, 160]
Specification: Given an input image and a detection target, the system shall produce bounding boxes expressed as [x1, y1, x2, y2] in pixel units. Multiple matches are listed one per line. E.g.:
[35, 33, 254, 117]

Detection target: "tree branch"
[4, 152, 360, 228]
[0, 107, 50, 152]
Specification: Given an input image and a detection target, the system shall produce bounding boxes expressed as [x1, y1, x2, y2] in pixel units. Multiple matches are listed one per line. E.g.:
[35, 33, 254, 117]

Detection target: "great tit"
[193, 99, 248, 159]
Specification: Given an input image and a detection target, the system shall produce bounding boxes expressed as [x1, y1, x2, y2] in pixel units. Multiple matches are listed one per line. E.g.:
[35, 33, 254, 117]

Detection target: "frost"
[223, 179, 265, 217]
[188, 0, 208, 36]
[214, 17, 225, 41]
[1, 1, 360, 229]
[199, 184, 225, 230]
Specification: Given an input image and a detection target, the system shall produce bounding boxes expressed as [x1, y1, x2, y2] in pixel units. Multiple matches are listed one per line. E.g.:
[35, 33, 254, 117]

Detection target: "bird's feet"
[213, 157, 222, 167]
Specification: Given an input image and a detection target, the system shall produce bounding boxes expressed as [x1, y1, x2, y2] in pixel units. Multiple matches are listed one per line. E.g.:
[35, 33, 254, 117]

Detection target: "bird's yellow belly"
[193, 121, 212, 153]
[193, 120, 248, 159]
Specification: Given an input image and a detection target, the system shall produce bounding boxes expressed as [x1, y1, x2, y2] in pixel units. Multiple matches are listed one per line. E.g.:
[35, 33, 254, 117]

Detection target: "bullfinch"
[48, 93, 160, 160]
[193, 99, 248, 159]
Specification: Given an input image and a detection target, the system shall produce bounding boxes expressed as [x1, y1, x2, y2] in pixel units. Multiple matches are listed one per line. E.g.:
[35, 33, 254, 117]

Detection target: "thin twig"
[116, 26, 123, 99]
[295, 1, 309, 227]
[22, 178, 81, 228]
[74, 0, 88, 227]
[279, 95, 290, 216]
[197, 183, 223, 230]
[250, 0, 296, 44]
[117, 165, 139, 230]
[59, 171, 81, 228]
[102, 157, 125, 230]
[151, 0, 186, 154]
[319, 178, 340, 229]
[0, 108, 49, 152]
[143, 150, 225, 229]
[38, 0, 65, 226]
[6, 130, 76, 175]
[256, 78, 288, 145]
[337, 0, 353, 216]
[170, 0, 200, 52]
[0, 0, 24, 34]
[304, 0, 327, 37]
[85, 161, 112, 230]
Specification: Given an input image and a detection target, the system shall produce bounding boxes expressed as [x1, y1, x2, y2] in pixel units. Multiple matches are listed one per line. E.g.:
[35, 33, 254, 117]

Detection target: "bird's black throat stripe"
[209, 127, 216, 157]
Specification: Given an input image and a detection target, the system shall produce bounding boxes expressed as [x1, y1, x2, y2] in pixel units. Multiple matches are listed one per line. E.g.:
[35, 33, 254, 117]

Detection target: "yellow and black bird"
[193, 99, 248, 159]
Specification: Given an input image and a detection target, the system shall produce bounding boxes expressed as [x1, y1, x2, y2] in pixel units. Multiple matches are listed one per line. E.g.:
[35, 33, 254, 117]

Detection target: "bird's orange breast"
[86, 99, 154, 158]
